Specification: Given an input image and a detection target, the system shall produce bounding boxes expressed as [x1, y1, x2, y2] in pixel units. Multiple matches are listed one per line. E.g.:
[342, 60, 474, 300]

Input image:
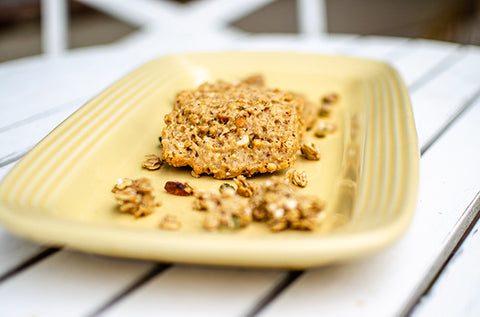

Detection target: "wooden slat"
[102, 265, 284, 317]
[0, 35, 412, 313]
[0, 100, 81, 162]
[412, 193, 480, 317]
[0, 227, 45, 278]
[83, 36, 426, 316]
[340, 36, 410, 59]
[0, 49, 139, 130]
[0, 37, 476, 316]
[259, 76, 480, 316]
[388, 39, 459, 88]
[0, 251, 155, 316]
[410, 47, 480, 149]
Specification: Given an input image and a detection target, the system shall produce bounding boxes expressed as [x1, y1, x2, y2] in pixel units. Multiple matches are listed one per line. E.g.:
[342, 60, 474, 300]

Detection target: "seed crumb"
[286, 169, 308, 188]
[219, 183, 236, 197]
[318, 104, 333, 117]
[322, 92, 339, 104]
[318, 92, 339, 117]
[300, 143, 321, 161]
[159, 214, 182, 231]
[142, 154, 162, 170]
[191, 170, 201, 178]
[314, 121, 337, 138]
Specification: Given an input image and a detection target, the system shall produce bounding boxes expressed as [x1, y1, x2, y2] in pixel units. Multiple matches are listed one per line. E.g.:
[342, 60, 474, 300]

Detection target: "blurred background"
[1, 0, 479, 63]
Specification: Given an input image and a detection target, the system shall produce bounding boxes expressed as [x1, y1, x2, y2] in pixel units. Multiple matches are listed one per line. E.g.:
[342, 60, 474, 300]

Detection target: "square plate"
[0, 52, 418, 268]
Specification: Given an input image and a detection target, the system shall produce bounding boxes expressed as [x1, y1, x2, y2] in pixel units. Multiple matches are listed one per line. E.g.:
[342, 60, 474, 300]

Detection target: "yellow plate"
[0, 52, 418, 268]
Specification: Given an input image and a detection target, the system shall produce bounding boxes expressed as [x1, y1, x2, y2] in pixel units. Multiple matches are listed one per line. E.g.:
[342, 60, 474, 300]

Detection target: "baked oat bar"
[161, 75, 315, 179]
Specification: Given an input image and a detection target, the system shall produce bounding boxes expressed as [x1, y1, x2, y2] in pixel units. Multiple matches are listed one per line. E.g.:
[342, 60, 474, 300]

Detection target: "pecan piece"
[164, 181, 194, 196]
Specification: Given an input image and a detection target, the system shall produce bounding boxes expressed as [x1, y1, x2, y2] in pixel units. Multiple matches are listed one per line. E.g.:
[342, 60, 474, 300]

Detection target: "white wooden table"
[1, 30, 480, 316]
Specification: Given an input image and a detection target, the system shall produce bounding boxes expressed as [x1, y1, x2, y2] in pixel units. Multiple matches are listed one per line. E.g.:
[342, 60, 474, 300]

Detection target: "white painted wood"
[0, 100, 82, 161]
[78, 0, 181, 28]
[0, 227, 44, 277]
[0, 251, 154, 316]
[413, 201, 480, 317]
[390, 40, 459, 87]
[234, 34, 358, 54]
[103, 265, 285, 317]
[41, 0, 68, 57]
[184, 0, 275, 28]
[298, 0, 327, 36]
[260, 92, 480, 317]
[0, 33, 479, 317]
[410, 47, 480, 148]
[340, 36, 410, 60]
[0, 50, 144, 129]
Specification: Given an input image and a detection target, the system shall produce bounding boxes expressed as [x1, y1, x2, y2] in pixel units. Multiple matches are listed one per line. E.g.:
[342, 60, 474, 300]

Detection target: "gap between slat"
[243, 46, 476, 316]
[0, 247, 59, 283]
[420, 88, 480, 154]
[244, 270, 304, 317]
[0, 99, 81, 133]
[87, 263, 171, 317]
[408, 46, 464, 93]
[402, 191, 480, 316]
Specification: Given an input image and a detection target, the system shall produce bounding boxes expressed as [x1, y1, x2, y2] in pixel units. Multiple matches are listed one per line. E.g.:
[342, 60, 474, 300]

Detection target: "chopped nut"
[269, 218, 288, 232]
[142, 154, 162, 170]
[286, 169, 308, 188]
[290, 217, 318, 231]
[203, 212, 221, 231]
[194, 189, 251, 231]
[248, 177, 325, 232]
[234, 175, 257, 197]
[322, 93, 339, 104]
[219, 183, 236, 197]
[159, 214, 182, 230]
[300, 143, 321, 161]
[111, 178, 159, 217]
[314, 121, 337, 138]
[164, 181, 194, 196]
[193, 189, 219, 211]
[195, 178, 324, 232]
